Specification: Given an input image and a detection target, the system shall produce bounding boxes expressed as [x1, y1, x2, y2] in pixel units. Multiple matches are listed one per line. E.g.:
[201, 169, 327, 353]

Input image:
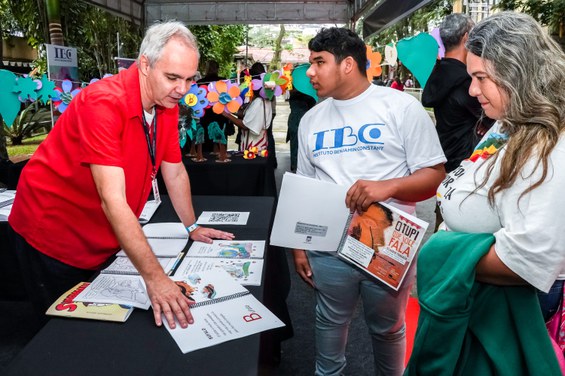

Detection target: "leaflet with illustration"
[337, 202, 428, 290]
[74, 274, 151, 309]
[187, 240, 265, 259]
[270, 173, 350, 251]
[165, 269, 285, 354]
[174, 257, 264, 286]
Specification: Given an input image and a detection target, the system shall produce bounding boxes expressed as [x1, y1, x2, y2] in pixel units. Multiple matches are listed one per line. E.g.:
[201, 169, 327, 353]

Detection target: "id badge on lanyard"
[143, 109, 161, 204]
[152, 174, 161, 204]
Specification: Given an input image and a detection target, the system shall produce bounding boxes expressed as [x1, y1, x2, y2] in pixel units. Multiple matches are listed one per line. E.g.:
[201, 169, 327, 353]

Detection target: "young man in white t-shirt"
[293, 27, 446, 376]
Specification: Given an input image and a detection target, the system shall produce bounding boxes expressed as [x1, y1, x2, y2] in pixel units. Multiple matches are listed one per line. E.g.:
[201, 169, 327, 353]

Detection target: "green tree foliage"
[189, 25, 246, 77]
[2, 0, 142, 80]
[496, 0, 565, 44]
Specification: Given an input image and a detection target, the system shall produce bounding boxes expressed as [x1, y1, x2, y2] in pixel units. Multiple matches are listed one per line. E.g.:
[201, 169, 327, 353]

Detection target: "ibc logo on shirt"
[312, 123, 384, 152]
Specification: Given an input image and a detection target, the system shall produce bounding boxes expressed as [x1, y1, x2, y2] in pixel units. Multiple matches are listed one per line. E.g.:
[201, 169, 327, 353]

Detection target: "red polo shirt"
[9, 64, 181, 269]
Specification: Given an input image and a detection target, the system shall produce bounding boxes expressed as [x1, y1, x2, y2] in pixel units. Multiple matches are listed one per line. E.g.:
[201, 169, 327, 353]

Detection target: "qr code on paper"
[209, 213, 241, 223]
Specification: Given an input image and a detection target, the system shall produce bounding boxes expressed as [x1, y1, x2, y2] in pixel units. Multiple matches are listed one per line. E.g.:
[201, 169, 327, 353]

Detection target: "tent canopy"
[84, 0, 432, 38]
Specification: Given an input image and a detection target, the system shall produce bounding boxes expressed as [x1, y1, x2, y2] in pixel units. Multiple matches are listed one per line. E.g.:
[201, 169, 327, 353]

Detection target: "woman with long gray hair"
[407, 11, 565, 374]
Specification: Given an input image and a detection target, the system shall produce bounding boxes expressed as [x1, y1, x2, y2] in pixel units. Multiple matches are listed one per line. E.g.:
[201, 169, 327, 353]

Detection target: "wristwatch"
[186, 223, 199, 233]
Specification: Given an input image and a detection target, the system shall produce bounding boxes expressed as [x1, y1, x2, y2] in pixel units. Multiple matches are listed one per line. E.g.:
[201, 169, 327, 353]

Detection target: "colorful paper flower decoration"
[243, 146, 268, 160]
[253, 71, 289, 100]
[283, 63, 293, 91]
[181, 84, 208, 118]
[206, 80, 242, 115]
[53, 79, 81, 113]
[239, 74, 252, 101]
[366, 45, 383, 82]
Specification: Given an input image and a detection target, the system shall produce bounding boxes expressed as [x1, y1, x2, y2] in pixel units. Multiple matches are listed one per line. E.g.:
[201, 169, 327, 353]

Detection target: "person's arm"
[345, 163, 446, 213]
[90, 164, 193, 329]
[475, 244, 527, 285]
[160, 160, 234, 244]
[222, 111, 248, 130]
[292, 249, 314, 288]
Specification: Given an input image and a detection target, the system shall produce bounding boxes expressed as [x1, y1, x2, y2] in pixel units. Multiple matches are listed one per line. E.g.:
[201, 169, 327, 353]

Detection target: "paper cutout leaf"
[291, 64, 318, 102]
[0, 70, 21, 127]
[396, 33, 438, 88]
[14, 76, 39, 102]
[36, 75, 58, 104]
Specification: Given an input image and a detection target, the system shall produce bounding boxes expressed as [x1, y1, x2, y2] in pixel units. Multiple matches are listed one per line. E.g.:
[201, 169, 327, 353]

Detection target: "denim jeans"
[308, 251, 415, 376]
[538, 279, 564, 322]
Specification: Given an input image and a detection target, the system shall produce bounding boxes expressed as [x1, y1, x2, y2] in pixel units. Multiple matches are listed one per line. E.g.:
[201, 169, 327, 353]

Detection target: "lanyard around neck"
[141, 108, 157, 176]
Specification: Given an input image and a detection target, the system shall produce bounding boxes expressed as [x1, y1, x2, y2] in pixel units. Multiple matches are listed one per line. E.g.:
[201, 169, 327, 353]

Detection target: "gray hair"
[466, 11, 565, 204]
[137, 21, 199, 67]
[440, 13, 474, 52]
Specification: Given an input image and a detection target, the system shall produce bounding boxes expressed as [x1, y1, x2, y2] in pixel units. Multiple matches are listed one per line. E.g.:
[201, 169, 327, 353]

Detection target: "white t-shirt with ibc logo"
[437, 122, 565, 292]
[297, 84, 446, 214]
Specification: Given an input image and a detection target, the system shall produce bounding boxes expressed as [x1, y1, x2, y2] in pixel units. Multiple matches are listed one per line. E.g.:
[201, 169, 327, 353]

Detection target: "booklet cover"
[270, 173, 350, 251]
[46, 282, 134, 322]
[164, 269, 285, 354]
[337, 202, 428, 290]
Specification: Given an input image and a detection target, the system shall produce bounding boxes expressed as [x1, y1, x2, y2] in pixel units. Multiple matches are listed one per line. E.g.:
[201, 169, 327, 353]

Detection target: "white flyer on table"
[165, 269, 284, 354]
[270, 173, 350, 251]
[196, 211, 250, 226]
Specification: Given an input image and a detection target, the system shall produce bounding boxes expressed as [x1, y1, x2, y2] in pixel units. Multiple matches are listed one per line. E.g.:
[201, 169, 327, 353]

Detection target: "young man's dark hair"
[308, 27, 367, 74]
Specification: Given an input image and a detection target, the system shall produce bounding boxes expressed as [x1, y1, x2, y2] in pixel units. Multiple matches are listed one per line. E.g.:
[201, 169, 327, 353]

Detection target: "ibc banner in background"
[45, 44, 79, 126]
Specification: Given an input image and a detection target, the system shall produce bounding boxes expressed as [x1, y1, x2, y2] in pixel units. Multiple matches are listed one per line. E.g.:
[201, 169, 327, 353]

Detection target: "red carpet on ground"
[405, 296, 420, 366]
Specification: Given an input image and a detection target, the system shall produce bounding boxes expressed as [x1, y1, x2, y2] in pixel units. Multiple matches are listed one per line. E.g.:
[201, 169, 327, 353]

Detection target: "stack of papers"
[0, 189, 15, 221]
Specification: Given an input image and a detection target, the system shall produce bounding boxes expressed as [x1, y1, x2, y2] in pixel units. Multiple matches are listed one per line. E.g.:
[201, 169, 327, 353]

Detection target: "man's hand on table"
[190, 226, 235, 244]
[146, 273, 195, 329]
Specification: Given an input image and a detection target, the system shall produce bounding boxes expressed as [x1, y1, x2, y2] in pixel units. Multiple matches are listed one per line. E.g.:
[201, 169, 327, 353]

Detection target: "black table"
[0, 160, 28, 189]
[5, 195, 292, 376]
[159, 153, 277, 197]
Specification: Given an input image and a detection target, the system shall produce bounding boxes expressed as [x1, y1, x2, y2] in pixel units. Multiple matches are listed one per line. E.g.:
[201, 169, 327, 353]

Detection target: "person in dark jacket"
[422, 13, 494, 173]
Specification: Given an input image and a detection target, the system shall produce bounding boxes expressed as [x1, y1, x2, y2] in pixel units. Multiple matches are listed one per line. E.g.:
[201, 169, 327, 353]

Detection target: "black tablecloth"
[0, 160, 28, 189]
[5, 195, 292, 376]
[158, 153, 277, 197]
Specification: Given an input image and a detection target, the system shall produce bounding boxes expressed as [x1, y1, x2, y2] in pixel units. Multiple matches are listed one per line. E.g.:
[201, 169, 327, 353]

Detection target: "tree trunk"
[270, 24, 285, 71]
[45, 0, 64, 45]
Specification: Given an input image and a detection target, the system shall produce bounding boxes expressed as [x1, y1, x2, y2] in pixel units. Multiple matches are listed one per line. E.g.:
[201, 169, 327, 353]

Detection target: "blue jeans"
[538, 279, 564, 322]
[308, 251, 415, 376]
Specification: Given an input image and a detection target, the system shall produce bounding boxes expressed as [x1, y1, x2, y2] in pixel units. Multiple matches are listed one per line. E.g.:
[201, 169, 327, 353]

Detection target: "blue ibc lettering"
[312, 123, 384, 152]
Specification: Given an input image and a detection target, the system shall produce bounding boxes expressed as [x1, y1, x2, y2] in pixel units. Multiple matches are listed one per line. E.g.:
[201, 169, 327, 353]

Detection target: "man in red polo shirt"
[9, 21, 233, 330]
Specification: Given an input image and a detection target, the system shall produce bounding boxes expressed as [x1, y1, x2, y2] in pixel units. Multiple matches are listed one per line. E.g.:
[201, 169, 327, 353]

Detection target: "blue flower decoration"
[180, 84, 208, 118]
